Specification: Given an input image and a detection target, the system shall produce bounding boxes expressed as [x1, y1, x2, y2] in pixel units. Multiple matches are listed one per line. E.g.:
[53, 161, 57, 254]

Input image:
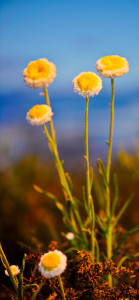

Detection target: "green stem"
[106, 78, 115, 217]
[44, 85, 56, 142]
[106, 78, 115, 287]
[0, 243, 18, 294]
[43, 87, 81, 237]
[85, 97, 90, 207]
[43, 87, 88, 246]
[43, 124, 87, 245]
[58, 275, 66, 300]
[31, 280, 46, 300]
[18, 283, 24, 300]
[91, 203, 95, 262]
[107, 224, 112, 287]
[84, 97, 95, 261]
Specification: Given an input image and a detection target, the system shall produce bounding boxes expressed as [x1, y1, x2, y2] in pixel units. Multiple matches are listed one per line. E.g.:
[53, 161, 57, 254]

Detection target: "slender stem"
[84, 97, 95, 261]
[31, 280, 46, 300]
[43, 87, 88, 246]
[0, 243, 18, 294]
[44, 85, 56, 142]
[106, 78, 115, 287]
[91, 203, 95, 262]
[58, 275, 66, 300]
[85, 98, 90, 207]
[43, 87, 79, 232]
[106, 78, 115, 217]
[18, 283, 24, 300]
[43, 124, 87, 245]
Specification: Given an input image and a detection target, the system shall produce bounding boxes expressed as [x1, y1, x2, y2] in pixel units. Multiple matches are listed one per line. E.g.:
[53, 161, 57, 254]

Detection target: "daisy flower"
[96, 55, 129, 78]
[38, 250, 67, 278]
[23, 58, 56, 88]
[66, 232, 74, 240]
[72, 72, 102, 98]
[5, 265, 20, 277]
[26, 104, 53, 126]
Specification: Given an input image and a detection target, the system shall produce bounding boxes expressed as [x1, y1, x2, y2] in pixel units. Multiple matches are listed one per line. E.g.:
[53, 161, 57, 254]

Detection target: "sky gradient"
[1, 0, 139, 93]
[0, 0, 139, 164]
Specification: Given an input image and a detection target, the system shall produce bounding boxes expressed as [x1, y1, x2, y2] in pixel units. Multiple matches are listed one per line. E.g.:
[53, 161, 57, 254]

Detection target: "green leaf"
[33, 185, 57, 202]
[111, 174, 119, 218]
[34, 185, 69, 219]
[81, 228, 91, 234]
[82, 186, 88, 213]
[113, 194, 133, 228]
[32, 280, 46, 300]
[90, 167, 93, 192]
[95, 237, 100, 262]
[0, 243, 18, 293]
[89, 196, 95, 231]
[18, 254, 26, 299]
[55, 201, 68, 217]
[112, 225, 139, 259]
[65, 172, 73, 191]
[105, 140, 110, 146]
[23, 284, 38, 291]
[73, 196, 82, 207]
[64, 247, 77, 253]
[83, 217, 90, 228]
[118, 252, 139, 269]
[95, 215, 105, 232]
[20, 253, 26, 282]
[63, 218, 82, 241]
[97, 158, 108, 191]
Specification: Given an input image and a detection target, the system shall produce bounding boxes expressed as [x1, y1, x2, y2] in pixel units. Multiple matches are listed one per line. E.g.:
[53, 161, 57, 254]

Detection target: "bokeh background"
[0, 0, 139, 278]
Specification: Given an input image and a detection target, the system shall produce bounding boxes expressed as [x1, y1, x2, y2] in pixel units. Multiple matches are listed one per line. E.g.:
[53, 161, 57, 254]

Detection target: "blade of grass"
[111, 174, 119, 218]
[90, 167, 93, 193]
[0, 243, 18, 294]
[118, 252, 139, 269]
[95, 237, 100, 262]
[112, 225, 139, 259]
[18, 254, 26, 300]
[32, 280, 46, 300]
[113, 194, 133, 228]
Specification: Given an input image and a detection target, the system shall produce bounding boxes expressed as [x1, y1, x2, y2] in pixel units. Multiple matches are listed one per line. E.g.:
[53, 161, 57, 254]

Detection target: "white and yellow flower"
[66, 232, 74, 240]
[5, 265, 20, 276]
[72, 72, 102, 98]
[96, 55, 129, 78]
[23, 58, 56, 88]
[38, 250, 67, 278]
[26, 104, 53, 126]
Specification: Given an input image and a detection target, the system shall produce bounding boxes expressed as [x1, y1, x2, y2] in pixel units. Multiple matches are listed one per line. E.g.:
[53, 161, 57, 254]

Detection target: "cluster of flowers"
[5, 250, 67, 279]
[23, 55, 129, 126]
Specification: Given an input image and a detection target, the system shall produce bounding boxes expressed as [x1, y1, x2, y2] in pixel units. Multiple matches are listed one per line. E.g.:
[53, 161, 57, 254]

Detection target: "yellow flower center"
[26, 59, 51, 80]
[10, 266, 17, 273]
[77, 73, 99, 91]
[100, 56, 126, 72]
[29, 105, 47, 119]
[41, 253, 60, 271]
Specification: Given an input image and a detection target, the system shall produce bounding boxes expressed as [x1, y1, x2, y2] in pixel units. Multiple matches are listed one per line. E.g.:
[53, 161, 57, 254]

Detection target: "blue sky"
[1, 0, 139, 93]
[0, 0, 139, 160]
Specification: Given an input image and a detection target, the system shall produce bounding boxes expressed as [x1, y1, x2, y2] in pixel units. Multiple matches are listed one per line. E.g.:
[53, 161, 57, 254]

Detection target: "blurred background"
[0, 0, 139, 275]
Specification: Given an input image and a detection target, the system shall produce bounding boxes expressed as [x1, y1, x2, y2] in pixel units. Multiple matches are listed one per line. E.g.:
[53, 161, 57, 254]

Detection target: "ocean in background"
[0, 87, 139, 169]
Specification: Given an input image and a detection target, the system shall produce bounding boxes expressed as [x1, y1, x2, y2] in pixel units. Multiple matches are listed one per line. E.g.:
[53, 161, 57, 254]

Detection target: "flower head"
[26, 104, 53, 126]
[73, 72, 102, 98]
[96, 55, 129, 78]
[38, 250, 67, 278]
[5, 265, 20, 276]
[66, 232, 74, 240]
[23, 58, 56, 88]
